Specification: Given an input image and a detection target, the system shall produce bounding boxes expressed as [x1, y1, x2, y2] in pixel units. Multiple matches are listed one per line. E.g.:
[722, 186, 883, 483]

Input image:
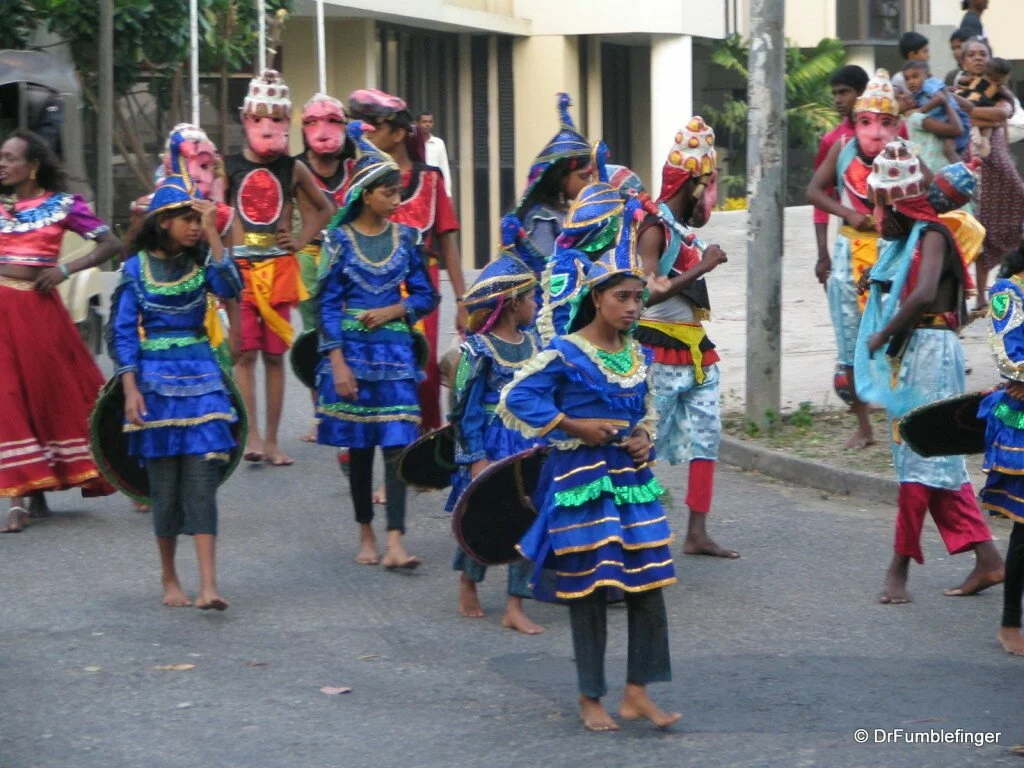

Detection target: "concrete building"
[279, 0, 1024, 266]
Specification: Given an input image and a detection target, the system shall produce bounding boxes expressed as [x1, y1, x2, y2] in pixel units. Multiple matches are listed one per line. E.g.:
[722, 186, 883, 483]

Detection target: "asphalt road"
[3, 355, 1024, 768]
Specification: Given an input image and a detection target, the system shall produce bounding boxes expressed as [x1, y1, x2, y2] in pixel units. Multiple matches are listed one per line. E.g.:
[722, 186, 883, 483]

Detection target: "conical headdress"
[516, 93, 591, 216]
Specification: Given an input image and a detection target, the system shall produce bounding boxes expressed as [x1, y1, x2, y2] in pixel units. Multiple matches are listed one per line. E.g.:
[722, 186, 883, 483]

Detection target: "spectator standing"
[418, 111, 453, 197]
[960, 0, 989, 42]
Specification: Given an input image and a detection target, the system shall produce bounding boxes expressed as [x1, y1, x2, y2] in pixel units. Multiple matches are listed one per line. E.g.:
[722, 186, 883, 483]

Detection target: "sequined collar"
[139, 251, 204, 296]
[564, 333, 646, 387]
[477, 331, 537, 369]
[0, 192, 74, 234]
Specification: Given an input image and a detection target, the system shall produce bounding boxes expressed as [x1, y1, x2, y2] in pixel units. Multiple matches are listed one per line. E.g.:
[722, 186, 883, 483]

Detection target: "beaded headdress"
[463, 215, 538, 334]
[516, 93, 591, 216]
[241, 69, 292, 119]
[608, 164, 645, 195]
[854, 69, 900, 116]
[147, 173, 199, 218]
[559, 142, 624, 254]
[867, 138, 924, 205]
[659, 116, 717, 203]
[328, 120, 400, 228]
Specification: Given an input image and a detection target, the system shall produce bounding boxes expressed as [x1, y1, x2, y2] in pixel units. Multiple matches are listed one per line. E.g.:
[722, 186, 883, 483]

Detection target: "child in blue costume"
[109, 174, 242, 610]
[447, 215, 544, 634]
[317, 121, 439, 570]
[498, 208, 680, 732]
[979, 245, 1024, 656]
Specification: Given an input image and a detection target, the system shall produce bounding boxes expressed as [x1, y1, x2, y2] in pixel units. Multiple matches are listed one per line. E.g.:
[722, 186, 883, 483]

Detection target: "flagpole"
[190, 0, 200, 124]
[316, 0, 327, 94]
[256, 0, 267, 73]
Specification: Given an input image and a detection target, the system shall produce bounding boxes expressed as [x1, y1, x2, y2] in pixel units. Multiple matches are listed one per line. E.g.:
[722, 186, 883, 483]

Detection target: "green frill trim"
[595, 345, 635, 375]
[341, 318, 409, 333]
[994, 401, 1024, 430]
[320, 402, 419, 415]
[140, 252, 205, 296]
[553, 474, 665, 508]
[141, 335, 205, 351]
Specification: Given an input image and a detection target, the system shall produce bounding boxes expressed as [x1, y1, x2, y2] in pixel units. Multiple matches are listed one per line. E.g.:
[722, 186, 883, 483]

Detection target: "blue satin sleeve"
[205, 254, 242, 299]
[450, 348, 488, 463]
[110, 263, 143, 376]
[498, 349, 566, 438]
[317, 231, 346, 353]
[402, 243, 440, 324]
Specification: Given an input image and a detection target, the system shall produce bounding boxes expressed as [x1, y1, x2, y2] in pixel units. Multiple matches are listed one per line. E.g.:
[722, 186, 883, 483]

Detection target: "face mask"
[244, 115, 289, 159]
[184, 149, 217, 199]
[302, 101, 346, 156]
[854, 112, 899, 158]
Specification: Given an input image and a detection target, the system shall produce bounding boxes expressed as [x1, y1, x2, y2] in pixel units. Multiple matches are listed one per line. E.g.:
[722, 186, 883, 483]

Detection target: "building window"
[471, 36, 490, 266]
[497, 36, 516, 219]
[836, 0, 926, 44]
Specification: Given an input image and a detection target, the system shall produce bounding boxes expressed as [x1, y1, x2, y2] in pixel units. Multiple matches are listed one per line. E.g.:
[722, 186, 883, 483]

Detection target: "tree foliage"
[0, 1, 41, 50]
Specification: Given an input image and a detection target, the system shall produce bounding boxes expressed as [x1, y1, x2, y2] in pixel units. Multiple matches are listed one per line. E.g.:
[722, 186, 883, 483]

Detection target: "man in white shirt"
[418, 112, 453, 196]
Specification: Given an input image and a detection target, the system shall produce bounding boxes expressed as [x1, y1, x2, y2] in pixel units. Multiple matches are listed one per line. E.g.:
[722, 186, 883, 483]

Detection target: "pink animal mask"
[302, 97, 346, 157]
[854, 112, 900, 159]
[244, 115, 290, 159]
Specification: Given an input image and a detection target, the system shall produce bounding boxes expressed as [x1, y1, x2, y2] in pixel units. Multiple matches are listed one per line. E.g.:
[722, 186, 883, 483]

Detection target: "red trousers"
[686, 459, 715, 515]
[416, 263, 442, 431]
[895, 482, 992, 564]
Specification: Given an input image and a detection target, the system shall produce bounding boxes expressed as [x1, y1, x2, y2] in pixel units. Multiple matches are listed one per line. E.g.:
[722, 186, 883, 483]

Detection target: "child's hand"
[1007, 382, 1024, 401]
[333, 362, 358, 400]
[857, 269, 872, 295]
[124, 386, 147, 426]
[357, 305, 404, 330]
[621, 430, 653, 465]
[470, 459, 490, 479]
[275, 230, 298, 252]
[192, 199, 218, 233]
[562, 417, 620, 447]
[228, 327, 242, 363]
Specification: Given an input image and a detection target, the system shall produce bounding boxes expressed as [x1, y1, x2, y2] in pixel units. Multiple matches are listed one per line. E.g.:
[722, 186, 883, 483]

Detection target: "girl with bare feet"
[316, 122, 439, 571]
[498, 195, 679, 731]
[0, 131, 120, 532]
[446, 219, 544, 635]
[109, 175, 242, 610]
[856, 145, 1003, 606]
[975, 254, 1024, 654]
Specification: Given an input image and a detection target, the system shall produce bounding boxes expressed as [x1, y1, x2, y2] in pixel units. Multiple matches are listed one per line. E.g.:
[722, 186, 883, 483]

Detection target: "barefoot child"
[109, 175, 243, 610]
[977, 244, 1024, 655]
[855, 140, 1003, 605]
[317, 121, 439, 569]
[447, 216, 543, 634]
[498, 202, 680, 732]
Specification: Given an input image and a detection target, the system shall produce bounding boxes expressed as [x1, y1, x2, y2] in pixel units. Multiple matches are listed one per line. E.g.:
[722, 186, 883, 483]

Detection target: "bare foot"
[619, 684, 682, 729]
[879, 557, 912, 604]
[998, 627, 1024, 656]
[133, 501, 151, 514]
[299, 420, 318, 443]
[28, 494, 51, 518]
[579, 696, 619, 732]
[0, 506, 28, 533]
[162, 578, 193, 608]
[355, 524, 379, 565]
[844, 429, 876, 450]
[264, 442, 294, 467]
[682, 534, 739, 559]
[195, 591, 229, 611]
[243, 436, 265, 463]
[501, 603, 544, 635]
[943, 566, 1004, 597]
[381, 546, 421, 570]
[459, 577, 485, 618]
[372, 484, 387, 505]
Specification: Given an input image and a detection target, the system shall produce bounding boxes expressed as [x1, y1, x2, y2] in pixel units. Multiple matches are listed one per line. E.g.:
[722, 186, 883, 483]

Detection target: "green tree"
[14, 0, 292, 190]
[703, 35, 847, 200]
[0, 1, 41, 50]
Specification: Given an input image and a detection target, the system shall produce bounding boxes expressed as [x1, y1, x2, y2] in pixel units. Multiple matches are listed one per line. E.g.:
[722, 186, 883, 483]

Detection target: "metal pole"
[316, 0, 327, 94]
[744, 0, 786, 427]
[97, 0, 114, 222]
[256, 0, 267, 73]
[190, 0, 200, 125]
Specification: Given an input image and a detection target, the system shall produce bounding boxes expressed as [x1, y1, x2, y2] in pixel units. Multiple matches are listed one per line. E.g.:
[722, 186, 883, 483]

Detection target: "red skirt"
[0, 279, 114, 498]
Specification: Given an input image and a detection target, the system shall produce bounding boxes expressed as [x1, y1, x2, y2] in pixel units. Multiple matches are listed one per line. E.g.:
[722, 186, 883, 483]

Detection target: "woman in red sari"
[0, 130, 121, 532]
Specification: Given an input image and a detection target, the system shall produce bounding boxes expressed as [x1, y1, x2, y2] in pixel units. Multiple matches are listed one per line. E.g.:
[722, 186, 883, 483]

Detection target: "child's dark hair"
[570, 273, 637, 332]
[2, 128, 67, 192]
[999, 243, 1024, 280]
[829, 65, 870, 94]
[988, 57, 1012, 78]
[902, 60, 930, 75]
[130, 207, 204, 265]
[343, 168, 402, 222]
[520, 157, 576, 213]
[899, 31, 929, 59]
[950, 27, 970, 45]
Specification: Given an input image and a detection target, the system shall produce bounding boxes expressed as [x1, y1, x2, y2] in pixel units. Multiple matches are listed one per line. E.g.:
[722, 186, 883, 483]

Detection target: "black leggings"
[348, 447, 407, 533]
[568, 587, 671, 699]
[1003, 522, 1024, 628]
[147, 455, 221, 538]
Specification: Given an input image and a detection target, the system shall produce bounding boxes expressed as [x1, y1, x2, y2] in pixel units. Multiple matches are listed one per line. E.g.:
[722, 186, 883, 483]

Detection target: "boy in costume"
[225, 70, 333, 466]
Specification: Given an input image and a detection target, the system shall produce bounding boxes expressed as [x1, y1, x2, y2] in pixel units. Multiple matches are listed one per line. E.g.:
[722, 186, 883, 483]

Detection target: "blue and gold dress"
[110, 251, 243, 460]
[316, 221, 439, 449]
[498, 333, 676, 601]
[980, 276, 1024, 522]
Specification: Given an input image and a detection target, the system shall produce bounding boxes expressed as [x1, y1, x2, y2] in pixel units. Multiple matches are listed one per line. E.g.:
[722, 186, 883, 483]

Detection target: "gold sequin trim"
[557, 558, 675, 578]
[122, 413, 235, 432]
[554, 576, 677, 600]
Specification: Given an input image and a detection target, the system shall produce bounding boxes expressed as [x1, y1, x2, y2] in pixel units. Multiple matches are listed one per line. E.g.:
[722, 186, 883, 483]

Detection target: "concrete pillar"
[512, 35, 580, 194]
[585, 35, 603, 141]
[458, 34, 475, 269]
[845, 45, 875, 78]
[650, 35, 692, 191]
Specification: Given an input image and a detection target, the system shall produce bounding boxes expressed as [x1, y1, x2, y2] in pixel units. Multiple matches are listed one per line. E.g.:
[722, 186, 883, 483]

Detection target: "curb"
[719, 435, 898, 505]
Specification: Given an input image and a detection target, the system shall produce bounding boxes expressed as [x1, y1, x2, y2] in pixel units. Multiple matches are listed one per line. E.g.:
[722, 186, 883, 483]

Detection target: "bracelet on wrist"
[58, 264, 71, 279]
